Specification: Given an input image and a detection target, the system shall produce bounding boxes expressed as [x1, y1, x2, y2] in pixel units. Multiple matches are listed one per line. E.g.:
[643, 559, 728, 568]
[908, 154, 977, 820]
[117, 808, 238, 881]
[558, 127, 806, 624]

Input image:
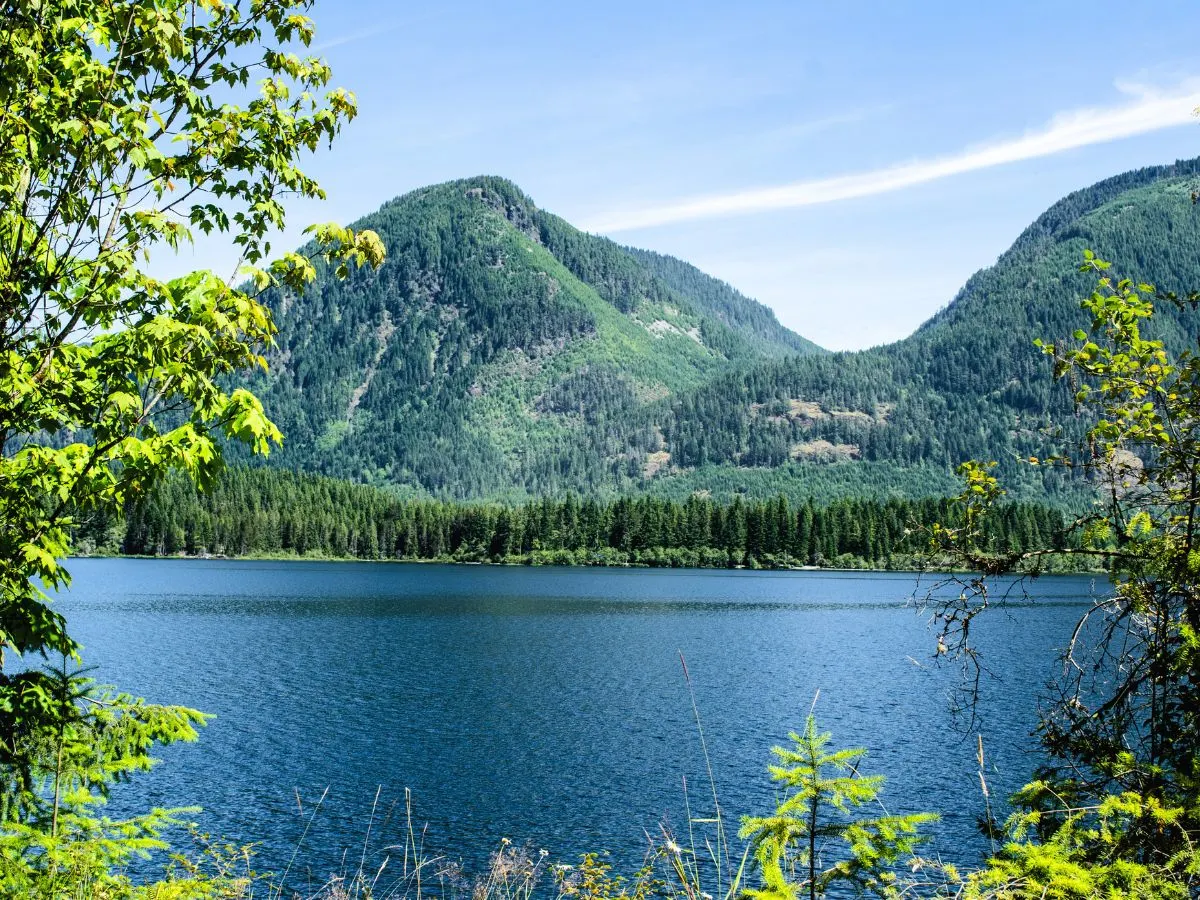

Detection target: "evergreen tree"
[739, 716, 934, 900]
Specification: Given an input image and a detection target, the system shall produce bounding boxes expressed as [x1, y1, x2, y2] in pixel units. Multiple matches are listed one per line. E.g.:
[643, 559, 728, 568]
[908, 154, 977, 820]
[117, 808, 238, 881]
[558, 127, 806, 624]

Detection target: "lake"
[45, 559, 1103, 890]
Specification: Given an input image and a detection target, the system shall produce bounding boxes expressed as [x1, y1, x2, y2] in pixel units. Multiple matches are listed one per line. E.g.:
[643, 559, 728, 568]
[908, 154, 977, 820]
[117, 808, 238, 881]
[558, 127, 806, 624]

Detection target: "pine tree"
[739, 716, 934, 900]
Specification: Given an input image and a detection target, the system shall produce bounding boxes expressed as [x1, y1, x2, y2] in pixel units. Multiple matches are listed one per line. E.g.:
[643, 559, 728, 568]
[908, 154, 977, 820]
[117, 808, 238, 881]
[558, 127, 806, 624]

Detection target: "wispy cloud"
[583, 83, 1200, 233]
[311, 21, 405, 52]
[756, 107, 884, 143]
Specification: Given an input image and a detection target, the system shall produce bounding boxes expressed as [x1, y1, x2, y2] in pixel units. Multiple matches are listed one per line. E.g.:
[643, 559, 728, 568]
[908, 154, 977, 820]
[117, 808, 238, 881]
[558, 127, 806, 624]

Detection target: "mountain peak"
[242, 174, 820, 497]
[240, 157, 1200, 502]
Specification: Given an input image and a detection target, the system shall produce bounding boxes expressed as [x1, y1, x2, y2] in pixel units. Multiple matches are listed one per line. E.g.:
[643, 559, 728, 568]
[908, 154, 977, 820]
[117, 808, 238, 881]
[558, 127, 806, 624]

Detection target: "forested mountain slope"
[245, 160, 1200, 502]
[622, 247, 822, 356]
[637, 157, 1200, 501]
[242, 177, 820, 497]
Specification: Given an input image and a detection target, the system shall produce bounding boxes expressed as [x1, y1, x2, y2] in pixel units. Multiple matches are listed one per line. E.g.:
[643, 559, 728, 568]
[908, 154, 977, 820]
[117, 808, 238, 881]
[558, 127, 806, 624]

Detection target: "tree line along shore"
[78, 466, 1089, 571]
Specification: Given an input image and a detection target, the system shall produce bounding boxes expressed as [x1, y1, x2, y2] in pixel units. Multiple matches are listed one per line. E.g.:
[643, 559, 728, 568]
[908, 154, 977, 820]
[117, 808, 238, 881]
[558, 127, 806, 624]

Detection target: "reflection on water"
[47, 560, 1103, 884]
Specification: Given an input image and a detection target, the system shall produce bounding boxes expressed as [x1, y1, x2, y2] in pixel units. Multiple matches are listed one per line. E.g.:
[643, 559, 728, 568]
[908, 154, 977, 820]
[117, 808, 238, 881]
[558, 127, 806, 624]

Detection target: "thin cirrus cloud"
[311, 23, 403, 51]
[582, 84, 1200, 234]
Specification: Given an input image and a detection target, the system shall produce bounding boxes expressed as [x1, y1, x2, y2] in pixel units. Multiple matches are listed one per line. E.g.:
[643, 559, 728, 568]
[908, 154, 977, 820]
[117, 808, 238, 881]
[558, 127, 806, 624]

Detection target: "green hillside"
[636, 158, 1200, 502]
[243, 177, 821, 497]
[622, 246, 823, 356]
[244, 160, 1200, 502]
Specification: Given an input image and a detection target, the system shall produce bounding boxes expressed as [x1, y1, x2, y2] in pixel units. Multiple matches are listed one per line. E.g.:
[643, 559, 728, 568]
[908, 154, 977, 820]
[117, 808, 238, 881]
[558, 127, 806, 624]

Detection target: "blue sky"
[177, 0, 1200, 350]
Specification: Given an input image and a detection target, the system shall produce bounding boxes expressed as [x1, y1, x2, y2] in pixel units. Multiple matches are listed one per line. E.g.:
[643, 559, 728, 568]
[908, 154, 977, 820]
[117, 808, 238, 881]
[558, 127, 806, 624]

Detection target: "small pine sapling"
[739, 715, 936, 900]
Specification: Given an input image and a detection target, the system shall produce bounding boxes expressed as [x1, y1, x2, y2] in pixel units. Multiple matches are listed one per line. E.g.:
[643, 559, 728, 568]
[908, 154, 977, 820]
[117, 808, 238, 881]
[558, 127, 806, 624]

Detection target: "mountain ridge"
[635, 156, 1200, 502]
[240, 159, 1200, 502]
[242, 176, 824, 497]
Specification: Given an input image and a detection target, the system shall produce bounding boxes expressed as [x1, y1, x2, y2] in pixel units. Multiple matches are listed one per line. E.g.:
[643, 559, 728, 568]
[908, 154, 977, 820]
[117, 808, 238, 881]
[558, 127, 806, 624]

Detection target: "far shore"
[67, 550, 1102, 576]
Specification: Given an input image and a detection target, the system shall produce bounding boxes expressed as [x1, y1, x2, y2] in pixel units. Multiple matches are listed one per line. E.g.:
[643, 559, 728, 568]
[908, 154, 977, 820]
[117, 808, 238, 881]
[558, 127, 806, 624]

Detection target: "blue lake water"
[45, 559, 1104, 888]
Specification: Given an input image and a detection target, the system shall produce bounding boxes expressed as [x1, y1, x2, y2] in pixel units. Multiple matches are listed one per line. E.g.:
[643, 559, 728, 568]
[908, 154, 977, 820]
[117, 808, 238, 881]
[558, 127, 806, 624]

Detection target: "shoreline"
[67, 551, 1102, 576]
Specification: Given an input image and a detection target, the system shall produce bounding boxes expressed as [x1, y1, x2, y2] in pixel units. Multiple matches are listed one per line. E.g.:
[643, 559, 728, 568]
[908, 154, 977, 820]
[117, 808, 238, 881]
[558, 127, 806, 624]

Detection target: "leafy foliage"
[0, 665, 206, 898]
[0, 0, 381, 893]
[930, 254, 1200, 898]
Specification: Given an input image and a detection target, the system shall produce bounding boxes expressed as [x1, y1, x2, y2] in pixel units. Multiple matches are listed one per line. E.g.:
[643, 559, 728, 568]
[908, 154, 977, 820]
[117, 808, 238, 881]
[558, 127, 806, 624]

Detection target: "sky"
[172, 0, 1200, 351]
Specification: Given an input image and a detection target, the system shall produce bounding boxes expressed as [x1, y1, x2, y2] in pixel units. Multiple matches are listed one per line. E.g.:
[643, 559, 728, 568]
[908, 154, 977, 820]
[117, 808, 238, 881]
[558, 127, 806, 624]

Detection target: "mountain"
[244, 177, 822, 497]
[621, 247, 821, 356]
[635, 157, 1200, 502]
[245, 160, 1200, 503]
